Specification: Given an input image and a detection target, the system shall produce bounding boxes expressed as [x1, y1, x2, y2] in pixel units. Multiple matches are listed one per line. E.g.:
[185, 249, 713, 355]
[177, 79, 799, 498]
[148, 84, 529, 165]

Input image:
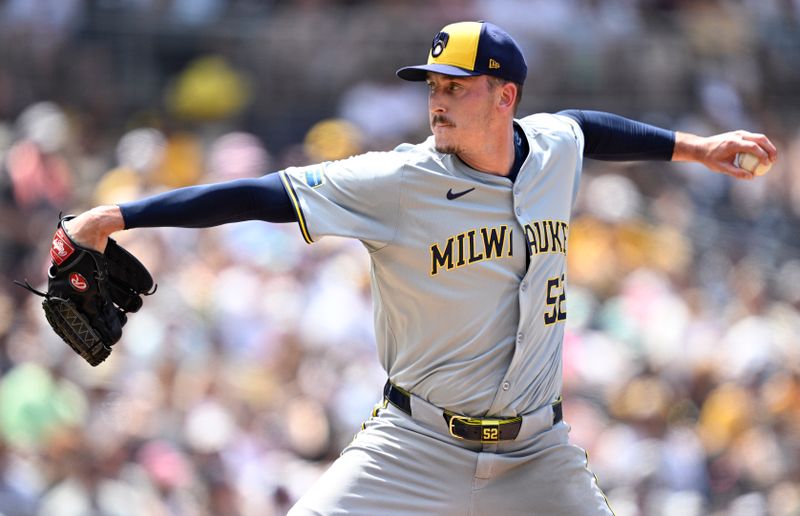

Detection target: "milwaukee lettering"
[429, 220, 568, 276]
[430, 225, 513, 276]
[523, 220, 568, 256]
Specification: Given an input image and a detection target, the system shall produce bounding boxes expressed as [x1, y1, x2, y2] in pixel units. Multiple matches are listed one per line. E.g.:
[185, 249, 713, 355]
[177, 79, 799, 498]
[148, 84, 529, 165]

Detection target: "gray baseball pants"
[289, 391, 614, 515]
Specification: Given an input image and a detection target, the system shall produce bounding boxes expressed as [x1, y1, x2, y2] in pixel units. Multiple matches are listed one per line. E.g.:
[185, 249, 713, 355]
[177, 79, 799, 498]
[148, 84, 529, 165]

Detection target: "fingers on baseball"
[719, 161, 755, 180]
[739, 132, 778, 163]
[738, 143, 770, 166]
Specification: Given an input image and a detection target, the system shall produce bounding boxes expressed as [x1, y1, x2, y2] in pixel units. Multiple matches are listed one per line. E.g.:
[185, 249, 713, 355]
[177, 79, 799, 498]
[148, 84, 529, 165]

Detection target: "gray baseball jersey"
[280, 113, 582, 418]
[281, 113, 613, 515]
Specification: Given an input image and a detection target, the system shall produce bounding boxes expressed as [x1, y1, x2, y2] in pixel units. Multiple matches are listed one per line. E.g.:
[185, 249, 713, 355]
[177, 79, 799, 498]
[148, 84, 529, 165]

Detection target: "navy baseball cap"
[397, 21, 527, 85]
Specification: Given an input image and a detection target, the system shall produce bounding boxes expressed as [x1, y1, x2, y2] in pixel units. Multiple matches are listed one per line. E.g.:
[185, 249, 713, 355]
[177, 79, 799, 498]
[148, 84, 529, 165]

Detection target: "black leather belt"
[443, 411, 523, 442]
[383, 380, 562, 443]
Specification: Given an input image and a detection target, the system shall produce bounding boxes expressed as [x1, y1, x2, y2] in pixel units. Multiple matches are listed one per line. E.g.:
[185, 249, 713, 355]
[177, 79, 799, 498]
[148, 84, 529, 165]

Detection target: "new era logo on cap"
[396, 21, 527, 85]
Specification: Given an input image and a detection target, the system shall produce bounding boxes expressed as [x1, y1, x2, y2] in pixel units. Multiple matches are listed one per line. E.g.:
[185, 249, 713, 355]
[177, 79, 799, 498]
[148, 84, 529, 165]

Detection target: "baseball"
[735, 152, 772, 176]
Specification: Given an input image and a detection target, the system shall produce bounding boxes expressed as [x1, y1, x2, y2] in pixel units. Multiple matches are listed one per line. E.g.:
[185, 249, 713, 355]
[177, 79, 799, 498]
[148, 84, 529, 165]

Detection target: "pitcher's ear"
[499, 82, 517, 110]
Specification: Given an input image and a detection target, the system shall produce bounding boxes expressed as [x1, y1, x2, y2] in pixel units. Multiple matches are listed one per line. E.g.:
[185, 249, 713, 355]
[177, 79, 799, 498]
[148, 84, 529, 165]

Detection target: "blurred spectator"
[94, 127, 167, 205]
[206, 131, 271, 181]
[166, 55, 252, 123]
[6, 102, 73, 210]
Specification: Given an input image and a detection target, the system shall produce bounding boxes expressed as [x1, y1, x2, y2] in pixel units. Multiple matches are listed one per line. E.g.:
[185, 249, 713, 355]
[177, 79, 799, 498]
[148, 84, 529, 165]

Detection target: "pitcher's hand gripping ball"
[16, 216, 155, 366]
[735, 152, 773, 176]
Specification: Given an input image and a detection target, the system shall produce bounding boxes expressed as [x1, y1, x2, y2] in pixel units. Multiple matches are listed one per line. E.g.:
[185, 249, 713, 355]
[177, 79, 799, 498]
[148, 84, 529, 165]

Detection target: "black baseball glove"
[16, 216, 155, 366]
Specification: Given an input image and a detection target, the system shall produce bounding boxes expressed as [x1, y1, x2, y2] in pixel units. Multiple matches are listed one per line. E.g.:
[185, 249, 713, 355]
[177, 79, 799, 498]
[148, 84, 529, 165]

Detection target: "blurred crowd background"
[0, 0, 799, 515]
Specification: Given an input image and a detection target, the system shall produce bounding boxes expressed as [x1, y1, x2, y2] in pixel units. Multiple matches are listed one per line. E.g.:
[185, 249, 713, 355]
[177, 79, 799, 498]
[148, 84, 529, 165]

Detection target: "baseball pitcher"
[47, 21, 777, 515]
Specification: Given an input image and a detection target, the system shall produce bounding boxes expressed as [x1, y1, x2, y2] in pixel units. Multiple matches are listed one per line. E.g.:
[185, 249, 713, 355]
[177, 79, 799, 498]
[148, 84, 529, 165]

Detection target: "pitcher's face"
[427, 73, 500, 155]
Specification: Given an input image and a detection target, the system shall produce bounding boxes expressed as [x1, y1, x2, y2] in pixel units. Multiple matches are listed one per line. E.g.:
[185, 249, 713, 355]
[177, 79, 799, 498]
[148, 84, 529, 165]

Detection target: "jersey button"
[515, 207, 521, 216]
[520, 282, 527, 292]
[502, 382, 510, 391]
[517, 333, 524, 343]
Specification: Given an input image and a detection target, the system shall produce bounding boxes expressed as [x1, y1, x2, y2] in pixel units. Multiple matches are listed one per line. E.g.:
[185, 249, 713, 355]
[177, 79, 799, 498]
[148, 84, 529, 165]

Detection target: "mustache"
[431, 115, 455, 127]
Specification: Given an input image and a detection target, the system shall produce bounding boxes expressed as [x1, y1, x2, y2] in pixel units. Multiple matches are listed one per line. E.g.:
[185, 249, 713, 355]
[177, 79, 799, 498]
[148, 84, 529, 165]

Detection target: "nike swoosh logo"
[446, 187, 475, 200]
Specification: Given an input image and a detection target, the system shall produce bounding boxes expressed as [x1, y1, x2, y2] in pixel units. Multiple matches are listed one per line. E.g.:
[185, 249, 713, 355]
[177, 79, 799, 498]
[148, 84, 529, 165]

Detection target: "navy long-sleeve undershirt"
[120, 173, 297, 228]
[558, 109, 675, 161]
[119, 111, 678, 229]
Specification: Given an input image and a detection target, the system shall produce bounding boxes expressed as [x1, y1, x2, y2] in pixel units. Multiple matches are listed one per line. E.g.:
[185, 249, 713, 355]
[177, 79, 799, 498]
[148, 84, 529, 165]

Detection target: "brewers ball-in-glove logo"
[431, 31, 449, 57]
